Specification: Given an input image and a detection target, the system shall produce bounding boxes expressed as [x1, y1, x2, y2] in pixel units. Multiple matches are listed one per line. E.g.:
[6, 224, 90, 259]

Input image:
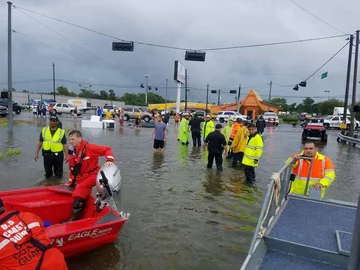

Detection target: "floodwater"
[1, 112, 360, 270]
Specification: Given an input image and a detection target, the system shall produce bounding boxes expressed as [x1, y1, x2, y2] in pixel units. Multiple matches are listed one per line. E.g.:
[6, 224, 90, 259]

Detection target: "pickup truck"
[0, 98, 22, 114]
[54, 103, 83, 115]
[323, 115, 359, 129]
[263, 112, 279, 126]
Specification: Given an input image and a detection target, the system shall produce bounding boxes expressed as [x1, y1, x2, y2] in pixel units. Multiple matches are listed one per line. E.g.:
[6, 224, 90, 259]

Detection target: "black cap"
[49, 115, 58, 122]
[215, 124, 223, 129]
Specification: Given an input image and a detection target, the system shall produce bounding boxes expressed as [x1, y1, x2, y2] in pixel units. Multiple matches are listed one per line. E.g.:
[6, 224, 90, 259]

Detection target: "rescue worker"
[178, 113, 190, 144]
[34, 115, 68, 178]
[256, 115, 266, 135]
[242, 123, 264, 181]
[231, 120, 250, 167]
[0, 198, 68, 270]
[222, 118, 233, 144]
[188, 114, 204, 147]
[228, 118, 242, 157]
[289, 141, 335, 198]
[203, 124, 227, 172]
[105, 110, 112, 120]
[202, 115, 215, 142]
[64, 130, 115, 222]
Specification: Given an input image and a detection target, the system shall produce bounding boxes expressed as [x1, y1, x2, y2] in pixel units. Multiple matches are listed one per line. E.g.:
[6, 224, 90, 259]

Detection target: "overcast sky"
[0, 0, 359, 105]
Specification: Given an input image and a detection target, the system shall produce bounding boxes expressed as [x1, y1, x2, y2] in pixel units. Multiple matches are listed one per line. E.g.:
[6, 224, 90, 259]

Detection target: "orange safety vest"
[229, 122, 241, 140]
[0, 211, 68, 270]
[290, 152, 336, 198]
[175, 115, 180, 121]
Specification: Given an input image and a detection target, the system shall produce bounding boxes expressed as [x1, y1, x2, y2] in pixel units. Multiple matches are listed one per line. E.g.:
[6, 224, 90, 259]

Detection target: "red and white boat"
[0, 165, 129, 258]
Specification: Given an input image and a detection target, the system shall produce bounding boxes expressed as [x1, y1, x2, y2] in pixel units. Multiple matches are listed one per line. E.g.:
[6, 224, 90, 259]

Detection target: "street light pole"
[52, 63, 56, 101]
[267, 81, 272, 112]
[237, 84, 241, 113]
[343, 34, 354, 130]
[324, 90, 330, 99]
[144, 75, 149, 105]
[7, 1, 13, 132]
[165, 78, 168, 112]
[350, 30, 360, 137]
[205, 84, 209, 114]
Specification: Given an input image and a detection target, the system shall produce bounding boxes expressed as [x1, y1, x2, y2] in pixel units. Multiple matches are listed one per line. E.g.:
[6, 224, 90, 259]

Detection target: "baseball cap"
[50, 115, 59, 122]
[215, 124, 223, 129]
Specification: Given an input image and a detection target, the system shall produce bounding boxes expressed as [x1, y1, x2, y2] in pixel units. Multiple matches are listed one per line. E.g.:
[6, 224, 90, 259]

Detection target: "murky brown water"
[1, 112, 359, 270]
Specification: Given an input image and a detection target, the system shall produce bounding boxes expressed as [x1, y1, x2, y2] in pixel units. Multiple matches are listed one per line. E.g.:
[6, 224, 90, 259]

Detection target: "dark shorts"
[175, 120, 179, 123]
[153, 139, 165, 149]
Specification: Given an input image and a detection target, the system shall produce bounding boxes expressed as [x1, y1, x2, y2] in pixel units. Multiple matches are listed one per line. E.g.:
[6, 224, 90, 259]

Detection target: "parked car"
[122, 107, 152, 122]
[263, 112, 279, 126]
[301, 118, 327, 143]
[0, 98, 22, 114]
[323, 115, 358, 129]
[194, 110, 206, 117]
[54, 103, 83, 115]
[216, 111, 246, 123]
[0, 105, 8, 117]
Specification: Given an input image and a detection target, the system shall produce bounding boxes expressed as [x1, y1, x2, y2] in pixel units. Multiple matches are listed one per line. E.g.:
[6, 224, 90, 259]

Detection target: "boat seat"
[335, 230, 353, 256]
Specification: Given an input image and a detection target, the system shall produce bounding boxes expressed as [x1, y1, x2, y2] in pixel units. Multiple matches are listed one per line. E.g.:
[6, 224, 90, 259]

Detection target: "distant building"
[211, 89, 280, 119]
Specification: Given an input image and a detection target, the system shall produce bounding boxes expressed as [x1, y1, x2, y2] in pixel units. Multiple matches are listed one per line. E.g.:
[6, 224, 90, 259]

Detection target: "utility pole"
[52, 63, 56, 101]
[184, 69, 188, 112]
[237, 84, 241, 113]
[145, 75, 149, 106]
[343, 34, 354, 133]
[267, 81, 272, 112]
[165, 78, 168, 112]
[217, 89, 221, 106]
[205, 84, 209, 114]
[350, 30, 359, 137]
[7, 1, 13, 132]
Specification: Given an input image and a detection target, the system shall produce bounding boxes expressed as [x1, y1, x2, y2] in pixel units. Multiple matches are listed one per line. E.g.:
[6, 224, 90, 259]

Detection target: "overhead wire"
[273, 40, 350, 87]
[13, 7, 141, 84]
[289, 0, 347, 35]
[13, 5, 348, 52]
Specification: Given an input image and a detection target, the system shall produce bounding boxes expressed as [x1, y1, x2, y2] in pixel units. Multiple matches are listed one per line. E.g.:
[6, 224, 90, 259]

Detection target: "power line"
[14, 8, 141, 84]
[273, 40, 350, 87]
[289, 0, 347, 35]
[13, 5, 348, 52]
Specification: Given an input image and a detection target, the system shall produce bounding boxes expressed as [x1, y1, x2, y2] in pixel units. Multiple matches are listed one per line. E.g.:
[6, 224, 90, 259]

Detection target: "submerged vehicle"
[240, 157, 359, 270]
[0, 165, 129, 258]
[301, 118, 327, 143]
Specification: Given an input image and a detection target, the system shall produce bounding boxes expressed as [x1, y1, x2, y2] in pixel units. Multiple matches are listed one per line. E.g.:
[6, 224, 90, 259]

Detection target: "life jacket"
[42, 127, 65, 153]
[0, 211, 52, 270]
[69, 140, 89, 184]
[230, 122, 241, 140]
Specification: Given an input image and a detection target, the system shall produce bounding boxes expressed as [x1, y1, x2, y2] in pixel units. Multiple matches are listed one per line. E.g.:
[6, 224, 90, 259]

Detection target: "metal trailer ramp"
[240, 157, 359, 270]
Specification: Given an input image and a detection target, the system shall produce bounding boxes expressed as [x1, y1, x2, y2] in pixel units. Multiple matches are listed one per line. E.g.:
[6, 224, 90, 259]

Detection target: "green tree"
[289, 103, 297, 112]
[318, 99, 344, 116]
[57, 86, 70, 96]
[270, 98, 289, 111]
[99, 90, 108, 100]
[302, 97, 315, 113]
[108, 89, 116, 101]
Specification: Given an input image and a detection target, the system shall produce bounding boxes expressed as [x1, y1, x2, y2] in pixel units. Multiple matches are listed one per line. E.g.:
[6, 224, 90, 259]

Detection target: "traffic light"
[211, 90, 217, 94]
[229, 90, 237, 94]
[1, 91, 8, 99]
[293, 85, 299, 91]
[148, 87, 152, 91]
[112, 42, 134, 51]
[185, 51, 206, 62]
[140, 84, 144, 88]
[299, 81, 307, 87]
[155, 88, 158, 91]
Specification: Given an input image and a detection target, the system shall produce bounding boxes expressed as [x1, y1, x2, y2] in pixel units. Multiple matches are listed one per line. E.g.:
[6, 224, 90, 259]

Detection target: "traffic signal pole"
[343, 35, 354, 133]
[7, 1, 13, 132]
[237, 84, 241, 113]
[350, 31, 359, 137]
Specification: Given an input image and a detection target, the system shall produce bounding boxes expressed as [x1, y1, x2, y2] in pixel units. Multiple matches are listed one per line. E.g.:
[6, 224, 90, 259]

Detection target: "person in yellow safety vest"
[34, 115, 68, 178]
[222, 118, 233, 144]
[105, 110, 112, 120]
[231, 120, 250, 167]
[288, 141, 335, 198]
[202, 115, 215, 142]
[242, 123, 263, 181]
[178, 113, 190, 144]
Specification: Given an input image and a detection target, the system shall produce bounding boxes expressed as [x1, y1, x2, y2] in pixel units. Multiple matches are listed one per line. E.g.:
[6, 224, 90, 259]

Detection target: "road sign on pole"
[112, 42, 134, 51]
[321, 72, 328, 79]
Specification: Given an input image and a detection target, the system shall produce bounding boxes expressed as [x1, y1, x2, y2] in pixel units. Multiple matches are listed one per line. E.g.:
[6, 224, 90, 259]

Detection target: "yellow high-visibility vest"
[42, 127, 65, 152]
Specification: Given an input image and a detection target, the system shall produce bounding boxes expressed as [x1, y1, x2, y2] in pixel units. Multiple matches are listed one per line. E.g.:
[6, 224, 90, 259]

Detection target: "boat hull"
[0, 185, 128, 258]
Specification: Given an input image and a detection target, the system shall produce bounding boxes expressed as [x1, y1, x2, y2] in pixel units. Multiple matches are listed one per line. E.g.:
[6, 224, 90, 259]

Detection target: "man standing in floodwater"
[203, 124, 227, 172]
[152, 116, 167, 153]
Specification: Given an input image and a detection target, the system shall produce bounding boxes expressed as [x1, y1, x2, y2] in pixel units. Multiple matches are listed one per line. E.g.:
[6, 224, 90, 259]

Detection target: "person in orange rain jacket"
[64, 130, 115, 222]
[174, 114, 180, 128]
[0, 198, 68, 270]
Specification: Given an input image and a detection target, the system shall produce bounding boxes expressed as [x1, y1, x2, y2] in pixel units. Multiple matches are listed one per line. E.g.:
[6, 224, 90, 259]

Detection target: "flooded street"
[1, 112, 360, 270]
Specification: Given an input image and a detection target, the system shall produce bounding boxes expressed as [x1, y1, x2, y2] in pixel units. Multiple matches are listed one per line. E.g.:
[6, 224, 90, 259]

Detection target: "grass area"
[0, 147, 22, 160]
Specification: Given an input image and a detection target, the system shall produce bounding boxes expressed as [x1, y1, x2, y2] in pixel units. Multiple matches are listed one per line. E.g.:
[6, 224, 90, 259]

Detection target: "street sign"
[185, 51, 206, 62]
[112, 42, 134, 51]
[229, 90, 237, 94]
[321, 72, 328, 79]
